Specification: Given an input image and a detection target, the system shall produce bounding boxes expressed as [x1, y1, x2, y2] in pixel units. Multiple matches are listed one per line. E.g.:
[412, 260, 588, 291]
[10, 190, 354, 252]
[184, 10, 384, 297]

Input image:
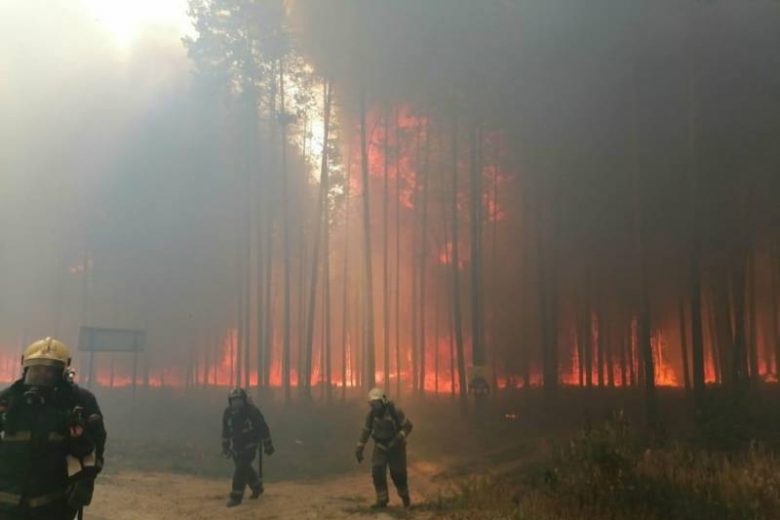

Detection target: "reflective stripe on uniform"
[82, 451, 96, 467]
[1, 431, 31, 442]
[26, 489, 66, 508]
[48, 432, 65, 442]
[66, 455, 83, 477]
[0, 491, 20, 506]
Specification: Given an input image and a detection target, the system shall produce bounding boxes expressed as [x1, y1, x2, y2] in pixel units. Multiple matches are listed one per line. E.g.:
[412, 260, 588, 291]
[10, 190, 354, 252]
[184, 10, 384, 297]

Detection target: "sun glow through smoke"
[82, 0, 193, 49]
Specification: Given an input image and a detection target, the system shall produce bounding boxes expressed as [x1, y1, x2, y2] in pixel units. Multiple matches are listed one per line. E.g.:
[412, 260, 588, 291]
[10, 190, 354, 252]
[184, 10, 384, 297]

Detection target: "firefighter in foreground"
[0, 337, 106, 520]
[355, 388, 413, 508]
[221, 387, 274, 507]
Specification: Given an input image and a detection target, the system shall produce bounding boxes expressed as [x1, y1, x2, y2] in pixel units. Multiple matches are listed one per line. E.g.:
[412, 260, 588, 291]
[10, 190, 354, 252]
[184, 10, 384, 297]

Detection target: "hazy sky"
[0, 0, 211, 354]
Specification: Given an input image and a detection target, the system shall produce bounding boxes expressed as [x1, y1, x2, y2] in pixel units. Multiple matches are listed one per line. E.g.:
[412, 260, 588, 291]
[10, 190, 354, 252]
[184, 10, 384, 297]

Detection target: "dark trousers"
[231, 446, 262, 499]
[371, 441, 409, 503]
[2, 500, 77, 520]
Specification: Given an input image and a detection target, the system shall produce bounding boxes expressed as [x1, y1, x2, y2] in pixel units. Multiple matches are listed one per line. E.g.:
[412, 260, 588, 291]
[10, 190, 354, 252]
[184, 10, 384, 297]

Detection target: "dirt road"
[86, 460, 449, 519]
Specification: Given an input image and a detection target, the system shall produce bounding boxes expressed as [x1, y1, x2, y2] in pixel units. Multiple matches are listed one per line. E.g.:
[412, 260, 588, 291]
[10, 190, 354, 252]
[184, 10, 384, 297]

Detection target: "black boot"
[401, 494, 411, 508]
[250, 484, 264, 499]
[226, 495, 242, 508]
[370, 499, 388, 509]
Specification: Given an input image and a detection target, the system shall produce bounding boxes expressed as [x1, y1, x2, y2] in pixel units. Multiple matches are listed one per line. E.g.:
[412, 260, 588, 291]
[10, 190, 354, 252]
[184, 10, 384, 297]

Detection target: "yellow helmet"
[21, 337, 71, 369]
[368, 387, 386, 403]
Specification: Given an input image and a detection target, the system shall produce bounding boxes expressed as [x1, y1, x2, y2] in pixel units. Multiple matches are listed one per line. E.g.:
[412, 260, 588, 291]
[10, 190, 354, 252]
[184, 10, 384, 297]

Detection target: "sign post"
[78, 327, 146, 393]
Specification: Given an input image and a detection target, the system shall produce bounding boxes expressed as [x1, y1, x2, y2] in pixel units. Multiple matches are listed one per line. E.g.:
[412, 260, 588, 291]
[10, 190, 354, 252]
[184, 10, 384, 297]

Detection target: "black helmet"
[228, 387, 248, 403]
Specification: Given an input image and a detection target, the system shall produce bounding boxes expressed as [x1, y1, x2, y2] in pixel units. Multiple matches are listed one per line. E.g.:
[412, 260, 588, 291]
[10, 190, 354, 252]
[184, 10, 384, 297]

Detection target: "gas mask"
[370, 400, 386, 417]
[22, 365, 61, 406]
[23, 386, 45, 406]
[24, 365, 61, 388]
[229, 398, 244, 411]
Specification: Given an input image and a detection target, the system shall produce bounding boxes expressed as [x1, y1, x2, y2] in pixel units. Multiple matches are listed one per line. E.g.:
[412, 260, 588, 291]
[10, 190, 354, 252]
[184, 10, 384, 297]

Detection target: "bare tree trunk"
[450, 116, 467, 402]
[619, 308, 628, 387]
[323, 167, 332, 401]
[417, 118, 431, 395]
[521, 192, 532, 389]
[434, 270, 441, 395]
[410, 205, 419, 393]
[341, 154, 352, 400]
[712, 274, 733, 386]
[746, 253, 758, 381]
[686, 55, 706, 404]
[381, 108, 391, 391]
[279, 59, 292, 402]
[606, 319, 615, 388]
[359, 88, 376, 389]
[303, 80, 332, 399]
[731, 256, 749, 387]
[395, 109, 402, 398]
[535, 167, 560, 397]
[596, 308, 605, 388]
[582, 300, 592, 388]
[490, 157, 500, 392]
[626, 320, 636, 387]
[773, 251, 780, 378]
[678, 291, 691, 391]
[469, 126, 485, 385]
[630, 63, 656, 421]
[256, 160, 267, 389]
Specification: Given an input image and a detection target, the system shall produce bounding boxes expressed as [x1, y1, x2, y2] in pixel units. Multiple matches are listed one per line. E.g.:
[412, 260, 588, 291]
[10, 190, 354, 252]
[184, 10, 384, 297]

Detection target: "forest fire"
[5, 2, 780, 519]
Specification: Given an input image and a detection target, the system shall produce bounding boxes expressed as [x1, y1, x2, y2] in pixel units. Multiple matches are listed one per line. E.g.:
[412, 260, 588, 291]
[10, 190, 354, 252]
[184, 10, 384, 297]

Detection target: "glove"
[263, 441, 275, 456]
[221, 440, 232, 457]
[355, 445, 364, 463]
[67, 477, 95, 509]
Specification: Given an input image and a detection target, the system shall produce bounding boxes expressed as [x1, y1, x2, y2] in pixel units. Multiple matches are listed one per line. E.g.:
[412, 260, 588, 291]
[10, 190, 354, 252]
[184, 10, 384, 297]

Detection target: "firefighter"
[355, 388, 413, 509]
[221, 387, 274, 508]
[0, 337, 107, 520]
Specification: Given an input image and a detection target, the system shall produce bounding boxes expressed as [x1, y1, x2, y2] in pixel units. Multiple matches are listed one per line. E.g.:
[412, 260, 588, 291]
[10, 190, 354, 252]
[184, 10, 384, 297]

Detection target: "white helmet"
[368, 387, 387, 403]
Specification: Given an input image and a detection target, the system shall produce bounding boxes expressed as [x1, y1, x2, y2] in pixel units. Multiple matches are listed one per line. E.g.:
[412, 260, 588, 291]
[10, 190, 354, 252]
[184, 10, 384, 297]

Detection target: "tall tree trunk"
[773, 251, 780, 378]
[630, 63, 656, 421]
[395, 109, 402, 397]
[731, 255, 749, 387]
[323, 164, 332, 400]
[469, 126, 485, 385]
[678, 291, 691, 391]
[256, 151, 267, 388]
[236, 250, 245, 387]
[434, 269, 441, 395]
[341, 152, 352, 400]
[596, 308, 605, 388]
[619, 308, 628, 387]
[418, 118, 431, 395]
[536, 184, 558, 395]
[686, 52, 706, 404]
[450, 116, 467, 402]
[359, 88, 376, 389]
[706, 289, 722, 383]
[626, 320, 636, 387]
[410, 202, 419, 393]
[605, 310, 615, 388]
[490, 157, 500, 391]
[279, 59, 292, 402]
[303, 80, 332, 398]
[382, 107, 391, 391]
[583, 301, 592, 388]
[746, 253, 758, 381]
[712, 274, 733, 386]
[521, 192, 532, 389]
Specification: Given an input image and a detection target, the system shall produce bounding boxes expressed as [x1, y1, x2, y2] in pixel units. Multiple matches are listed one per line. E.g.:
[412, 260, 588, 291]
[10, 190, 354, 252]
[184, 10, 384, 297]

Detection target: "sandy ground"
[86, 460, 449, 520]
